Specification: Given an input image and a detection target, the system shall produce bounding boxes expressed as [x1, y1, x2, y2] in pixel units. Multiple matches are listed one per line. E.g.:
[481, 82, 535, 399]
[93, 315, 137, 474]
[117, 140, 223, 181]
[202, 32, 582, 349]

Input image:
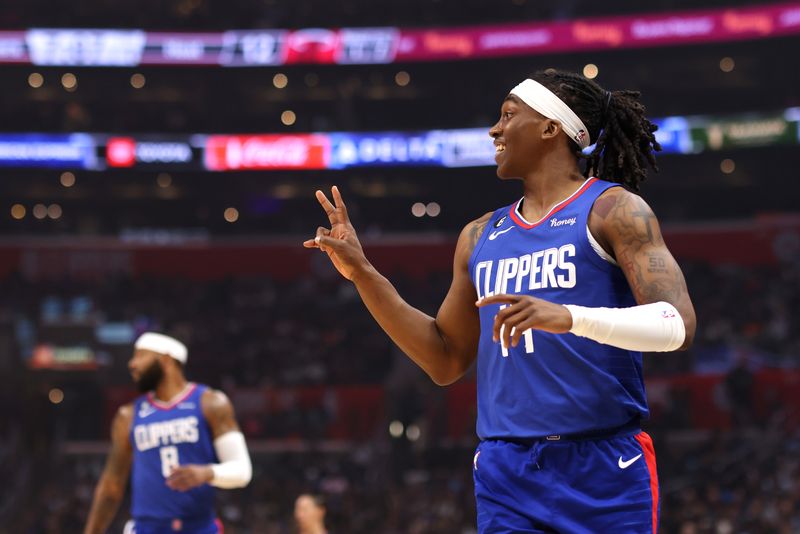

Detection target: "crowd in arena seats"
[642, 259, 800, 376]
[8, 425, 800, 533]
[1, 257, 797, 390]
[658, 427, 800, 534]
[0, 265, 450, 390]
[0, 254, 798, 530]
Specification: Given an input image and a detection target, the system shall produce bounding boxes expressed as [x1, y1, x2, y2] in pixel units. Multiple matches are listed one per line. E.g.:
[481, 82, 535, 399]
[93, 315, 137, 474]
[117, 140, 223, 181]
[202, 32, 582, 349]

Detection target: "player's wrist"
[558, 304, 574, 332]
[201, 465, 215, 483]
[349, 261, 376, 285]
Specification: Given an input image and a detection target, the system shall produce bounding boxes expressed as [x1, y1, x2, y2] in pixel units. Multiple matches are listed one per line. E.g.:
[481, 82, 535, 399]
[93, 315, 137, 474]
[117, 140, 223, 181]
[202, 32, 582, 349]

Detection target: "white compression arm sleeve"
[210, 431, 252, 489]
[564, 301, 686, 352]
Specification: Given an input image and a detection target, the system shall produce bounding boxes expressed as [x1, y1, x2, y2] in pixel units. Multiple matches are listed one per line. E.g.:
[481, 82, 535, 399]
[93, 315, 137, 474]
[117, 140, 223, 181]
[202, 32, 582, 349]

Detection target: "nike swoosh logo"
[618, 453, 643, 469]
[488, 227, 513, 240]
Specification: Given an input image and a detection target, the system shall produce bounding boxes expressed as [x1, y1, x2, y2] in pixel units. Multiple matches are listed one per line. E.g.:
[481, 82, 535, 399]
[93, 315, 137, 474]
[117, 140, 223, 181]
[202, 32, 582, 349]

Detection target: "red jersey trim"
[147, 382, 198, 411]
[509, 177, 598, 230]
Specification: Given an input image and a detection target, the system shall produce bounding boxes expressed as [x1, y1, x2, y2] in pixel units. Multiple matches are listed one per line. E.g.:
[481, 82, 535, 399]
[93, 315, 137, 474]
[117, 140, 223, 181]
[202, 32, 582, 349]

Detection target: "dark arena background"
[1, 0, 799, 532]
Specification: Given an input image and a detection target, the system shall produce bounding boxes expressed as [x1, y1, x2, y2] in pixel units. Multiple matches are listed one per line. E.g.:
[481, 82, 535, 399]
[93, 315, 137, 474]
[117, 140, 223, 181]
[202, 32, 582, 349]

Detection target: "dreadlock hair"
[530, 68, 661, 191]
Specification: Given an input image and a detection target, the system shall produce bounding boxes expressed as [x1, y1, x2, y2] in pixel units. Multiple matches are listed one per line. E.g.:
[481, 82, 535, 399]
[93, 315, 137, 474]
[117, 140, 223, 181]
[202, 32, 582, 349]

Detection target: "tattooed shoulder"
[596, 189, 664, 250]
[466, 213, 492, 254]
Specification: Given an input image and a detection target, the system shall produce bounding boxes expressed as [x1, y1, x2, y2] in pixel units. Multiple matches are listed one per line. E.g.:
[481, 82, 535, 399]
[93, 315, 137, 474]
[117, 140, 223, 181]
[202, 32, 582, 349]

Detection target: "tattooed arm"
[589, 188, 696, 350]
[84, 405, 133, 534]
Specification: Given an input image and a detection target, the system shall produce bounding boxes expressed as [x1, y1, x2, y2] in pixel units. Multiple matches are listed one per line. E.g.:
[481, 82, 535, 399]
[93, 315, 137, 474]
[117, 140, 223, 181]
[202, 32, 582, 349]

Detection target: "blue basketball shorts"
[124, 517, 223, 534]
[473, 431, 660, 533]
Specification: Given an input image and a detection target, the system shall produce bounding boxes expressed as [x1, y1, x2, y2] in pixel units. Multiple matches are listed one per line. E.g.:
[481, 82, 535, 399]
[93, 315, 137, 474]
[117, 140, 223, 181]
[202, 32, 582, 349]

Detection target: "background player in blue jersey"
[84, 332, 252, 534]
[305, 68, 696, 533]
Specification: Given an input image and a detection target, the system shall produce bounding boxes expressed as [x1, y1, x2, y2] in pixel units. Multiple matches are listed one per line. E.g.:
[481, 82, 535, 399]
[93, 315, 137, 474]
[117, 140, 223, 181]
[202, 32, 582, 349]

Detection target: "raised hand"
[303, 185, 369, 281]
[476, 294, 572, 349]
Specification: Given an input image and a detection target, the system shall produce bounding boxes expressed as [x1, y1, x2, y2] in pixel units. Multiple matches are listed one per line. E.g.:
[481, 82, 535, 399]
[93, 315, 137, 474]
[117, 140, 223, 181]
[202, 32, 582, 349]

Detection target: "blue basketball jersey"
[130, 383, 217, 523]
[469, 178, 648, 440]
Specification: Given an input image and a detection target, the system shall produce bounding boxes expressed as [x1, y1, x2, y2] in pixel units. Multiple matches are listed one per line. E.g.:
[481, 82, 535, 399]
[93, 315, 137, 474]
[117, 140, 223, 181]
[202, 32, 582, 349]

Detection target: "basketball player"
[84, 332, 252, 534]
[294, 493, 328, 534]
[305, 69, 696, 532]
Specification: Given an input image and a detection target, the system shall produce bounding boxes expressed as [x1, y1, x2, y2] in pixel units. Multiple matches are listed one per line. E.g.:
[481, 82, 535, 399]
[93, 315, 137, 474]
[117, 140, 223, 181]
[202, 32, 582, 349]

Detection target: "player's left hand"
[476, 294, 572, 348]
[165, 464, 214, 492]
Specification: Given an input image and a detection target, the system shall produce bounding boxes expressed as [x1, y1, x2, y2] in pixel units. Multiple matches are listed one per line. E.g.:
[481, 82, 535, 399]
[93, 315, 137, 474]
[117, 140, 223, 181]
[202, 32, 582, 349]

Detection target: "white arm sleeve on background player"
[564, 301, 686, 352]
[210, 431, 252, 488]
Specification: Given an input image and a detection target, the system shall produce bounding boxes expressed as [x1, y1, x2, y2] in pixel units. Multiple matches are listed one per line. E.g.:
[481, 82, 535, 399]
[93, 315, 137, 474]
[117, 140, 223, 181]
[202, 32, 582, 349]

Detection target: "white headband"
[134, 332, 188, 364]
[509, 79, 591, 149]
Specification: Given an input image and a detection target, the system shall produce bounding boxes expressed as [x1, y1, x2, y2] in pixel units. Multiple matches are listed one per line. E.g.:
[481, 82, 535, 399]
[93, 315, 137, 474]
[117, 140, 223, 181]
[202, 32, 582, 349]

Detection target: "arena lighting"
[273, 73, 288, 89]
[223, 207, 239, 223]
[583, 63, 599, 79]
[280, 110, 297, 126]
[48, 388, 64, 404]
[130, 73, 146, 88]
[406, 424, 421, 442]
[269, 184, 295, 199]
[61, 72, 77, 90]
[720, 158, 736, 174]
[32, 203, 47, 219]
[28, 72, 43, 88]
[411, 202, 426, 217]
[156, 172, 172, 188]
[47, 203, 62, 219]
[394, 71, 410, 86]
[389, 420, 404, 438]
[60, 171, 75, 187]
[10, 204, 26, 220]
[720, 57, 735, 72]
[426, 202, 441, 217]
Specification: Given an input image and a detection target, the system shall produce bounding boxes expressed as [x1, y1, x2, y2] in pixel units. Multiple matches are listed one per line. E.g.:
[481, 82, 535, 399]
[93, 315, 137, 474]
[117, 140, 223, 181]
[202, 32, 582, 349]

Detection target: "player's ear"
[542, 119, 561, 140]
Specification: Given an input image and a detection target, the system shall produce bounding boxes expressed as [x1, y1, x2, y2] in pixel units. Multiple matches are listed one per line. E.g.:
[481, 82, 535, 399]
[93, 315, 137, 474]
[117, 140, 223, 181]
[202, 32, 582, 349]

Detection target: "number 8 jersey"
[469, 178, 649, 440]
[130, 383, 218, 524]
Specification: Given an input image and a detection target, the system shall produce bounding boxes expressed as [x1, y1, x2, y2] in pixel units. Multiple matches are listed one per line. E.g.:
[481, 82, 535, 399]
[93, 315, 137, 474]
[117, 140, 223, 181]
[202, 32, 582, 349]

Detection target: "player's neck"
[522, 144, 585, 221]
[152, 377, 190, 403]
[520, 154, 585, 221]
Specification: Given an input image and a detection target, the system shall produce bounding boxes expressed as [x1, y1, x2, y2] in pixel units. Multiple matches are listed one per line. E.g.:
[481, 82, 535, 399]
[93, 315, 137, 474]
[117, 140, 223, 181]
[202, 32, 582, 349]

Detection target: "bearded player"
[84, 332, 252, 534]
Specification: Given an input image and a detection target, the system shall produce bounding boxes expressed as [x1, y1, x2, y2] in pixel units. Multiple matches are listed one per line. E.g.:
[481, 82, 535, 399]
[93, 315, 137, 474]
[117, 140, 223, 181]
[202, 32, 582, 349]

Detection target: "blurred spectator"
[294, 493, 328, 534]
[0, 255, 798, 531]
[725, 359, 754, 427]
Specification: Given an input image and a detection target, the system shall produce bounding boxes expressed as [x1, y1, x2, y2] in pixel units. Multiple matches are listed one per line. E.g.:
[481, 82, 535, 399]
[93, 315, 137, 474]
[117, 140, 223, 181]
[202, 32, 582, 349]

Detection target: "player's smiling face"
[489, 94, 548, 180]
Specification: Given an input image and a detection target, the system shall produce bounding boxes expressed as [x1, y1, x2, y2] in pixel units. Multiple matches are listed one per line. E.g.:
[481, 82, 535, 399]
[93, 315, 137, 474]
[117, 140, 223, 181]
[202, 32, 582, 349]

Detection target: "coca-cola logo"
[204, 135, 329, 170]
